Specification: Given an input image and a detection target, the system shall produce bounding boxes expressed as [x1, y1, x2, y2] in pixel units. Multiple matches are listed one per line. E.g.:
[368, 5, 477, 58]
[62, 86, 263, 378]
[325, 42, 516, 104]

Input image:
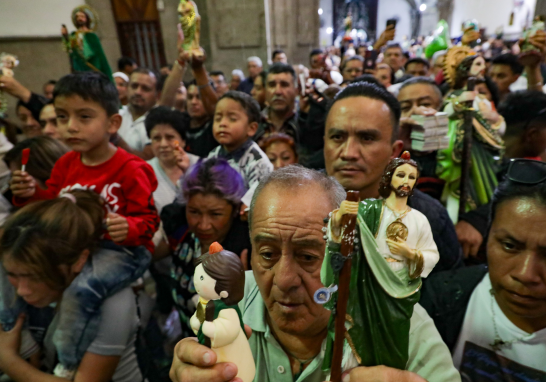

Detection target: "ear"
[108, 113, 122, 135]
[391, 139, 404, 159]
[247, 121, 259, 137]
[219, 291, 229, 299]
[71, 249, 90, 274]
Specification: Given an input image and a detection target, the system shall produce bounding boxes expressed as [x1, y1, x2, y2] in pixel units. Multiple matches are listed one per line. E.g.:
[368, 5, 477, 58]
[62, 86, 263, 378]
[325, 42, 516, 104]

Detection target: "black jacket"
[419, 265, 488, 351]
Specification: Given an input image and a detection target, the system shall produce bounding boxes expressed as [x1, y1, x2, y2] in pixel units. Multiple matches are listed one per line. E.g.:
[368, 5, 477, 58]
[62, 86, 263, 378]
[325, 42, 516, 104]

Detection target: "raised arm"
[191, 51, 218, 117]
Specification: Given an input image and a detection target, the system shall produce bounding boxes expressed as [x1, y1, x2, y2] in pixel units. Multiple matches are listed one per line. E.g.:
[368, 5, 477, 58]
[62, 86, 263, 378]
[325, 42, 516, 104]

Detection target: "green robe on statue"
[197, 300, 245, 346]
[64, 31, 113, 82]
[321, 199, 421, 371]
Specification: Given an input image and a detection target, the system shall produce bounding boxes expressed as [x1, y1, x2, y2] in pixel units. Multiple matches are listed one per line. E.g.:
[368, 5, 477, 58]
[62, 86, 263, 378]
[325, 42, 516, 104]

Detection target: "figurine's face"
[470, 56, 486, 77]
[194, 264, 222, 301]
[75, 11, 88, 28]
[390, 163, 418, 197]
[2, 57, 15, 69]
[178, 1, 194, 17]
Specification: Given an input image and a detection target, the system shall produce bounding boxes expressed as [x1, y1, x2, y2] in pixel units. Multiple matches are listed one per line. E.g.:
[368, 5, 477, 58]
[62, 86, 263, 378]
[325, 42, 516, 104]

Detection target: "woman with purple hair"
[157, 157, 251, 338]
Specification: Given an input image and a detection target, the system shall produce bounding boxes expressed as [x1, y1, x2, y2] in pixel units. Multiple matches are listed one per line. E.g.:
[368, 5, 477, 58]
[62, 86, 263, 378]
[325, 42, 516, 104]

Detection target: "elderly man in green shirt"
[169, 166, 461, 382]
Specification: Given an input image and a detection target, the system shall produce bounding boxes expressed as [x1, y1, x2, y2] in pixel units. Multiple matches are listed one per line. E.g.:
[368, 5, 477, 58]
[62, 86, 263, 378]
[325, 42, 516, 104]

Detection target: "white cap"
[113, 72, 129, 82]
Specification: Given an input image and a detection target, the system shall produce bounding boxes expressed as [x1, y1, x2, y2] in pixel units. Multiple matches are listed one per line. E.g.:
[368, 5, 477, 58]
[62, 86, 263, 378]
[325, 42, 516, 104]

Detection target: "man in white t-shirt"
[115, 68, 158, 160]
[421, 174, 546, 381]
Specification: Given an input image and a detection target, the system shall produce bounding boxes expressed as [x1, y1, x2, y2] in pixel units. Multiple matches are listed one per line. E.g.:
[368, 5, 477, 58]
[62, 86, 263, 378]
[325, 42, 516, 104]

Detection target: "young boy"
[6, 72, 159, 378]
[207, 91, 273, 207]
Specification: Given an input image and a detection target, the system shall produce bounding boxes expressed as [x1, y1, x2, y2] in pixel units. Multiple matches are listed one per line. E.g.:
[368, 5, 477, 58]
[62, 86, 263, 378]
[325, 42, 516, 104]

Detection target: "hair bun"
[209, 242, 224, 254]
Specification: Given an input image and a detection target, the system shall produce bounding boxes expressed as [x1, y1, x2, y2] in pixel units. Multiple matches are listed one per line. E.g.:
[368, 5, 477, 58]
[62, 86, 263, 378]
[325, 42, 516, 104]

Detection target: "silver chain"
[489, 288, 532, 351]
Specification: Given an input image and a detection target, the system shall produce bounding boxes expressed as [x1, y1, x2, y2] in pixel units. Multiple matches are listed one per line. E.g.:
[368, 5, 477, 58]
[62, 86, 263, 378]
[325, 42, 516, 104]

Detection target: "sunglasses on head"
[507, 158, 546, 185]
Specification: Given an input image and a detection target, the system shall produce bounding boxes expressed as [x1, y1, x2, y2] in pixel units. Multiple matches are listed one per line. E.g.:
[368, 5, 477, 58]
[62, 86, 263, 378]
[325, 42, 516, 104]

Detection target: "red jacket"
[15, 148, 159, 252]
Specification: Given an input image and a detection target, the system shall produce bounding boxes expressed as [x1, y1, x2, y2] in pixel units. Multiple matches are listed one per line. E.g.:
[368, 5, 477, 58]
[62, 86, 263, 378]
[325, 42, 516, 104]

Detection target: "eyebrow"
[400, 96, 434, 104]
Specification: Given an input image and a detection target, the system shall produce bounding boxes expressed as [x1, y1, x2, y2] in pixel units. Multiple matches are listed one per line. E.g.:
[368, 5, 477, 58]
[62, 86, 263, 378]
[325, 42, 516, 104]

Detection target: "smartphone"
[364, 50, 379, 71]
[386, 19, 397, 29]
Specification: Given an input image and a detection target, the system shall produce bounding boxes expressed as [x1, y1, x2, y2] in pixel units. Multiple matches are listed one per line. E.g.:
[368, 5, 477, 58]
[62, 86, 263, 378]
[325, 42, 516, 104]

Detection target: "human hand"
[10, 170, 36, 199]
[169, 337, 241, 382]
[190, 48, 207, 70]
[107, 213, 129, 242]
[334, 365, 427, 382]
[458, 90, 476, 104]
[0, 314, 24, 369]
[399, 107, 438, 149]
[174, 142, 191, 172]
[386, 239, 414, 260]
[375, 26, 396, 50]
[455, 220, 483, 258]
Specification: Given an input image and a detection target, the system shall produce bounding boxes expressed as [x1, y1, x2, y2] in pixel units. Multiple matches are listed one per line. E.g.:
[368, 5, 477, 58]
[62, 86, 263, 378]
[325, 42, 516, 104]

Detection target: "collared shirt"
[207, 139, 273, 206]
[118, 107, 151, 151]
[239, 271, 461, 382]
[254, 107, 299, 145]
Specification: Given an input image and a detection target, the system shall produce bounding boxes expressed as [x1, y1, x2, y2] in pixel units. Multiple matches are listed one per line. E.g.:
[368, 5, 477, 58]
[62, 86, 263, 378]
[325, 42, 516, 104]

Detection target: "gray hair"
[231, 69, 245, 81]
[249, 165, 346, 227]
[247, 56, 263, 67]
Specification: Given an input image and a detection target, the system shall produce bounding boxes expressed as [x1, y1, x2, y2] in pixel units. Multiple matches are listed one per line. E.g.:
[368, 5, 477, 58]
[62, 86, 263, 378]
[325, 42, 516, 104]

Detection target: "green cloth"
[321, 199, 421, 371]
[436, 94, 502, 211]
[64, 31, 113, 82]
[240, 271, 461, 382]
[197, 299, 245, 346]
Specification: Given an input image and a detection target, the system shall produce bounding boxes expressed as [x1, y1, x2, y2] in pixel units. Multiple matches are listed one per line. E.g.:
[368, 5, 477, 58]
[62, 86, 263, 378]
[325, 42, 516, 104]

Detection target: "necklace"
[489, 289, 533, 351]
[283, 347, 316, 380]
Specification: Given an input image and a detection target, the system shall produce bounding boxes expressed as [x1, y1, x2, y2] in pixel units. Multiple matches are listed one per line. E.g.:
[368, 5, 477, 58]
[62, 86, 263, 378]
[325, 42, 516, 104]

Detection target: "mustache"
[271, 96, 286, 102]
[333, 161, 366, 172]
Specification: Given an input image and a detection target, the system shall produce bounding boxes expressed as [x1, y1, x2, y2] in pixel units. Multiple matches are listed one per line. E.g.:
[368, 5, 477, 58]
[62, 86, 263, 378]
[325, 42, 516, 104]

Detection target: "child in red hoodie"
[6, 72, 159, 378]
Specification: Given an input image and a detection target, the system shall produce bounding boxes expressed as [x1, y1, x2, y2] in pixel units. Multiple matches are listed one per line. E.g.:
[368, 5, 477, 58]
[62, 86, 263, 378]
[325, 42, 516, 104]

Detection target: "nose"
[16, 278, 32, 298]
[274, 158, 282, 170]
[340, 136, 360, 161]
[197, 215, 212, 231]
[273, 253, 302, 293]
[44, 123, 56, 136]
[512, 251, 542, 286]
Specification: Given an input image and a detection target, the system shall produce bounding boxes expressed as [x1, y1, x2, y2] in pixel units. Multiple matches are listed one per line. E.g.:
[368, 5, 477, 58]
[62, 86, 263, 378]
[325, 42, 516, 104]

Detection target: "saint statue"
[437, 46, 505, 219]
[61, 5, 113, 82]
[178, 0, 203, 57]
[519, 16, 545, 67]
[319, 152, 439, 372]
[0, 53, 19, 118]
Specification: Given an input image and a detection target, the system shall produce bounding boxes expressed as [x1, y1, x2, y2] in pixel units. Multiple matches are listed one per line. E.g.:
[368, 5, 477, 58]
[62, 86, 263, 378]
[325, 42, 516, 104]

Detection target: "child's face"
[55, 95, 120, 154]
[213, 98, 257, 152]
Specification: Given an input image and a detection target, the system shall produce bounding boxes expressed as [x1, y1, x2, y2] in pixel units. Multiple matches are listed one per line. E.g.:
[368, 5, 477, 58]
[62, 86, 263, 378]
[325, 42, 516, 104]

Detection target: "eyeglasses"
[507, 159, 546, 185]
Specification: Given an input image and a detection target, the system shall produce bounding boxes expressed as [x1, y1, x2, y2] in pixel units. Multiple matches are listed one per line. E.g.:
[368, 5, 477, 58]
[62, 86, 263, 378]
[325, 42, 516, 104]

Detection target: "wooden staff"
[330, 190, 360, 382]
[458, 77, 476, 218]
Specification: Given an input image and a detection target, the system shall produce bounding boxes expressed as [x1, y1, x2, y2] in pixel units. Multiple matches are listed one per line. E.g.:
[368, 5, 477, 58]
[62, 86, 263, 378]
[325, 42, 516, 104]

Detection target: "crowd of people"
[0, 11, 545, 382]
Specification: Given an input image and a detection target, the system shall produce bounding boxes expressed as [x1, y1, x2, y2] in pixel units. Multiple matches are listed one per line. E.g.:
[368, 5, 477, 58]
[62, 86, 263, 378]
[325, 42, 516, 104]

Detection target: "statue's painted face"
[178, 1, 194, 18]
[75, 11, 88, 28]
[470, 56, 486, 77]
[390, 163, 418, 197]
[194, 264, 222, 301]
